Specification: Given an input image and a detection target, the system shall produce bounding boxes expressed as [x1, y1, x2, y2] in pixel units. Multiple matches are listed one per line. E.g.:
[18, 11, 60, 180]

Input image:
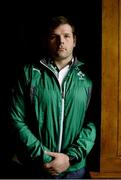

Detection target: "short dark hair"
[47, 16, 76, 36]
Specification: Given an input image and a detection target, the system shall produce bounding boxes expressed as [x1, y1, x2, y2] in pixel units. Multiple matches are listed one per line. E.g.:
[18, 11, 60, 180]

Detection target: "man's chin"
[55, 53, 67, 59]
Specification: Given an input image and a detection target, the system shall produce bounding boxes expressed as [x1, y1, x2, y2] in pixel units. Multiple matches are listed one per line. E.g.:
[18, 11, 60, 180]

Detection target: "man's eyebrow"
[50, 32, 72, 35]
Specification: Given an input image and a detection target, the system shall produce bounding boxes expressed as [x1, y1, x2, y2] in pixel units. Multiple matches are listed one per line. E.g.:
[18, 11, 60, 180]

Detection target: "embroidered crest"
[77, 71, 85, 80]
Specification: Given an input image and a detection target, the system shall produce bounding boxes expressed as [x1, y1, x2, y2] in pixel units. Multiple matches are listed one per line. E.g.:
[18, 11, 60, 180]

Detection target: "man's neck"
[54, 56, 73, 70]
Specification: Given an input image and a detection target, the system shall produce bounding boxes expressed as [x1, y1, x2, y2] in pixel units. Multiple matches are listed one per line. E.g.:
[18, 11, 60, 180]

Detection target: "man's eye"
[49, 35, 57, 40]
[65, 35, 71, 38]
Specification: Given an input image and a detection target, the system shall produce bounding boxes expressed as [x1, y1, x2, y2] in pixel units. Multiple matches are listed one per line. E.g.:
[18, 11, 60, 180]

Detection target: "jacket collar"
[39, 57, 84, 68]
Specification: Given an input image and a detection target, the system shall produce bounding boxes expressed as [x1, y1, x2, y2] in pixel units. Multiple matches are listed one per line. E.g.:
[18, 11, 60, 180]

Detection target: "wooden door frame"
[91, 0, 121, 178]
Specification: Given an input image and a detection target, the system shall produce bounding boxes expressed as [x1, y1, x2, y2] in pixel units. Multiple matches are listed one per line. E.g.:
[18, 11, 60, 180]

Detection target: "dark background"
[1, 0, 101, 175]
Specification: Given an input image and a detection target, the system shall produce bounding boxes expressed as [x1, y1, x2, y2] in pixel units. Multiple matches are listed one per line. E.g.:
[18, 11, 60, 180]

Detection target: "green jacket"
[9, 57, 96, 173]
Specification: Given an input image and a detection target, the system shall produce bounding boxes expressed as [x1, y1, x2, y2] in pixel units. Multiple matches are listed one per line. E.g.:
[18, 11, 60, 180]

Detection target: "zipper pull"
[61, 91, 64, 99]
[61, 82, 66, 99]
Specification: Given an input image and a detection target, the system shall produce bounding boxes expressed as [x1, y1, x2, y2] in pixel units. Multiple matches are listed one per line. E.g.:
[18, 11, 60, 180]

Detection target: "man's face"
[48, 24, 76, 61]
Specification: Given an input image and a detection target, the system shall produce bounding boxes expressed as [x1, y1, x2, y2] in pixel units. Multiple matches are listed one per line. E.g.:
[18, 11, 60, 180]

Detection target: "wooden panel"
[91, 0, 121, 178]
[118, 0, 121, 156]
[101, 0, 119, 157]
[101, 0, 121, 172]
[101, 157, 121, 172]
[91, 172, 121, 179]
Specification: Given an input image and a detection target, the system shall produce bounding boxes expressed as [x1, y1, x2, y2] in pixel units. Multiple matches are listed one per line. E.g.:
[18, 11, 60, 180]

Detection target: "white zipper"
[58, 82, 66, 152]
[40, 60, 66, 152]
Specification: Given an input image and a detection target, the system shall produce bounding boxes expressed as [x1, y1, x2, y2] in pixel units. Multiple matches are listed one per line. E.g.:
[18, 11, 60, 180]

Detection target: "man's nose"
[57, 36, 64, 44]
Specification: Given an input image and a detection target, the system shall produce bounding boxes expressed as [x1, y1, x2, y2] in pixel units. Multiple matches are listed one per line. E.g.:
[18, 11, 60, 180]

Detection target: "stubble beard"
[53, 50, 73, 62]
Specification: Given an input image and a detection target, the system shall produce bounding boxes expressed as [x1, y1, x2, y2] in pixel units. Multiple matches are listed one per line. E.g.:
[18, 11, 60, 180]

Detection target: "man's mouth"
[58, 47, 65, 51]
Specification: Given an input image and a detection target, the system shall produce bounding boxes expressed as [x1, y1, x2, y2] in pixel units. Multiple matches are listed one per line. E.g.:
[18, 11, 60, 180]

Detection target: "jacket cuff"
[68, 155, 80, 165]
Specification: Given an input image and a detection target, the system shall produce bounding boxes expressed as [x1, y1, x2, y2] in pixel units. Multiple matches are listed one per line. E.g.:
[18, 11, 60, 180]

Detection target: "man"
[9, 16, 96, 178]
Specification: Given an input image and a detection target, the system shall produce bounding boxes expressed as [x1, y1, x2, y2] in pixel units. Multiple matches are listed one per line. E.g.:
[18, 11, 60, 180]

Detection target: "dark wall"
[1, 0, 101, 174]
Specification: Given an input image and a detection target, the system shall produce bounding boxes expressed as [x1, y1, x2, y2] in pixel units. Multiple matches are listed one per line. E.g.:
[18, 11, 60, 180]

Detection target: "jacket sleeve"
[66, 85, 96, 163]
[9, 66, 52, 164]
